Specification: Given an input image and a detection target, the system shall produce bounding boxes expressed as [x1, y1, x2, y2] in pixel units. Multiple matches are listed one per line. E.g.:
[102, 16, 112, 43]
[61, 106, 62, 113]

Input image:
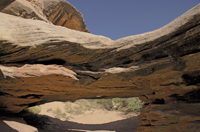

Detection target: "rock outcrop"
[0, 117, 38, 132]
[1, 0, 90, 32]
[47, 0, 90, 32]
[0, 1, 200, 132]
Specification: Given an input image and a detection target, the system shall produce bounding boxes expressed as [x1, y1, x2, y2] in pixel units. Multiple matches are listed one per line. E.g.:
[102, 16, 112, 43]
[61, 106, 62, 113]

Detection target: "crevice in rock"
[35, 59, 66, 65]
[18, 94, 43, 99]
[5, 58, 67, 66]
[70, 63, 99, 72]
[18, 101, 41, 108]
[170, 94, 188, 102]
[0, 91, 11, 96]
[190, 120, 200, 123]
[143, 124, 154, 126]
[151, 120, 157, 122]
[160, 83, 180, 86]
[152, 99, 165, 104]
[122, 60, 134, 65]
[0, 91, 13, 96]
[182, 70, 200, 86]
[170, 88, 200, 103]
[180, 48, 200, 57]
[141, 53, 169, 62]
[77, 73, 100, 81]
[0, 69, 4, 78]
[88, 96, 109, 99]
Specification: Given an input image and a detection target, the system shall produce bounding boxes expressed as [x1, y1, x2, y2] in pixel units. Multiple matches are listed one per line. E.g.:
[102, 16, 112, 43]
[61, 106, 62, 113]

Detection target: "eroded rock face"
[137, 103, 200, 132]
[1, 0, 90, 32]
[47, 1, 90, 32]
[0, 1, 200, 132]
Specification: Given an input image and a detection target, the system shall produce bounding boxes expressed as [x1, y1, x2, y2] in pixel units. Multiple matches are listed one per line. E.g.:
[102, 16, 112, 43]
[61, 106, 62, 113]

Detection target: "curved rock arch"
[0, 1, 200, 131]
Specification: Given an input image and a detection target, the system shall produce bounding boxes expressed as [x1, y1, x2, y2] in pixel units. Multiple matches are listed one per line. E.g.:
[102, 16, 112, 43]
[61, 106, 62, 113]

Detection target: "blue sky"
[66, 0, 200, 40]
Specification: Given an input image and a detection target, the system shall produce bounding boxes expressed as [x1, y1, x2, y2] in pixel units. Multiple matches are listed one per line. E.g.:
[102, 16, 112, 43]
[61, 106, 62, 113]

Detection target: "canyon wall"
[0, 1, 200, 131]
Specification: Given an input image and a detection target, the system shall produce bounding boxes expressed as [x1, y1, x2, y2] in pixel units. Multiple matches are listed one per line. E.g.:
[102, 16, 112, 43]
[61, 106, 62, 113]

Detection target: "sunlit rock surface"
[2, 0, 90, 32]
[0, 1, 200, 132]
[0, 117, 38, 132]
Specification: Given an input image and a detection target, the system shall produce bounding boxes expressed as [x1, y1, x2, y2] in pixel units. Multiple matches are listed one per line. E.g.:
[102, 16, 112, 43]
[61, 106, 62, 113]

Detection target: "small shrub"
[125, 97, 143, 112]
[63, 97, 143, 117]
[52, 107, 67, 120]
[94, 99, 113, 110]
[27, 106, 41, 114]
[65, 102, 84, 115]
[75, 99, 94, 111]
[93, 97, 143, 112]
[112, 99, 125, 111]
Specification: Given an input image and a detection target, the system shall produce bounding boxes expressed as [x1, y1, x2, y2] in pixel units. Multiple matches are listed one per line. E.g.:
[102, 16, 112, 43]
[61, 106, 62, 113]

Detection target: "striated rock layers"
[1, 0, 90, 32]
[0, 1, 200, 132]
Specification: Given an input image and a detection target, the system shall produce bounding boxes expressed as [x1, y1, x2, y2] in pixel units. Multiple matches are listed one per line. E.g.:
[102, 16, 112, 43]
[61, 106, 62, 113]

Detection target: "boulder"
[0, 117, 38, 132]
[1, 0, 90, 32]
[0, 1, 200, 132]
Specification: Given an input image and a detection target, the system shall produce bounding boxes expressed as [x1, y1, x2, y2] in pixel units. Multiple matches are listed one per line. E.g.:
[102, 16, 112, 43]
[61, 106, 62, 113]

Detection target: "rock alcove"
[22, 98, 142, 132]
[1, 0, 200, 131]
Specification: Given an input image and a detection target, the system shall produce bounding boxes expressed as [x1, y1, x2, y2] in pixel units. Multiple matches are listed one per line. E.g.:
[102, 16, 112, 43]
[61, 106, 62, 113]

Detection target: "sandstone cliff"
[1, 0, 90, 32]
[0, 1, 200, 132]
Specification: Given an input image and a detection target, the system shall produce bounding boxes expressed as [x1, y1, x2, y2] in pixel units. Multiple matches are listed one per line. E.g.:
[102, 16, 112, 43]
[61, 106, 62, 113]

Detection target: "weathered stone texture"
[48, 1, 90, 32]
[136, 103, 200, 132]
[1, 0, 89, 32]
[0, 1, 200, 132]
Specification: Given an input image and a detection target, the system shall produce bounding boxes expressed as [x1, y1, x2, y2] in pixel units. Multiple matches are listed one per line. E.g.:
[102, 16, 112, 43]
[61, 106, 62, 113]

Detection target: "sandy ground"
[39, 101, 139, 132]
[0, 101, 139, 132]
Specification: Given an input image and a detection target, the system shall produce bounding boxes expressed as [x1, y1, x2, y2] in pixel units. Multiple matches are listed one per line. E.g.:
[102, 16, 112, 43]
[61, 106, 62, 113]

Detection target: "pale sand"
[0, 101, 139, 132]
[69, 109, 138, 124]
[39, 101, 139, 132]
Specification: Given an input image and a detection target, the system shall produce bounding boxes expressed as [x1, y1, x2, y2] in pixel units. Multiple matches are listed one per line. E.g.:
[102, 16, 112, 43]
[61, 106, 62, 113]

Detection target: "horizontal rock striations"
[47, 1, 90, 32]
[0, 1, 200, 132]
[1, 0, 89, 32]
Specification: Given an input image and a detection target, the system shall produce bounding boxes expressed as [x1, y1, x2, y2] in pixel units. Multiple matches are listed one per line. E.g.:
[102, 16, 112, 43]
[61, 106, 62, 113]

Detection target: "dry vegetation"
[27, 97, 143, 117]
[23, 97, 143, 129]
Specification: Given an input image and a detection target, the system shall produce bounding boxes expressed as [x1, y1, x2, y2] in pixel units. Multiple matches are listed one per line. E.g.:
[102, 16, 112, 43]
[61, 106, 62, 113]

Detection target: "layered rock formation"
[2, 0, 90, 32]
[0, 1, 200, 132]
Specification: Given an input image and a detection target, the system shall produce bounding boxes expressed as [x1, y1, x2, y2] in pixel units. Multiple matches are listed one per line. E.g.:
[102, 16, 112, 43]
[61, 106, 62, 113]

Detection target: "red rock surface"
[48, 1, 90, 33]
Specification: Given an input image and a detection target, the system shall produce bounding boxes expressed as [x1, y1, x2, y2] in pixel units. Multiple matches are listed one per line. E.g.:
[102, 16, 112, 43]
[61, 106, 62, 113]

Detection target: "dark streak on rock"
[170, 88, 200, 103]
[182, 70, 200, 85]
[18, 94, 43, 99]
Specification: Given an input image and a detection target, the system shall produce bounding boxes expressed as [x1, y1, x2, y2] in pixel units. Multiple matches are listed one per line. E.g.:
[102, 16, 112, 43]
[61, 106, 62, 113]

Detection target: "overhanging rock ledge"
[0, 1, 200, 132]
